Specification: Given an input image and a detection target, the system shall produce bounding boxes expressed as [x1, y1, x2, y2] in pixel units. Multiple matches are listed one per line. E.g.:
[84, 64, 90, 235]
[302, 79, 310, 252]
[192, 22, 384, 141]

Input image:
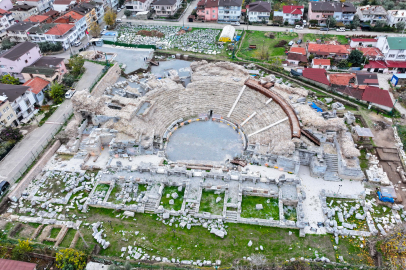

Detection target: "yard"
[303, 33, 349, 44]
[160, 186, 185, 211]
[240, 196, 279, 220]
[237, 31, 298, 61]
[199, 191, 224, 215]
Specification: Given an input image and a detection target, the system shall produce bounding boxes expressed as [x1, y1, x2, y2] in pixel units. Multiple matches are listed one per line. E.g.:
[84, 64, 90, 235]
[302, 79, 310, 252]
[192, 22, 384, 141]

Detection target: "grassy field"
[237, 31, 298, 60]
[326, 198, 368, 231]
[107, 185, 122, 204]
[303, 33, 349, 44]
[241, 196, 279, 220]
[160, 186, 185, 211]
[283, 206, 297, 222]
[50, 227, 61, 238]
[59, 229, 76, 248]
[199, 191, 224, 215]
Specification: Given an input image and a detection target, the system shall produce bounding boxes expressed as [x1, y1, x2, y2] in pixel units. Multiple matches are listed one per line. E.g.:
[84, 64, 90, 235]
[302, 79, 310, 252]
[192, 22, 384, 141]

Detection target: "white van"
[116, 18, 122, 23]
[65, 89, 76, 99]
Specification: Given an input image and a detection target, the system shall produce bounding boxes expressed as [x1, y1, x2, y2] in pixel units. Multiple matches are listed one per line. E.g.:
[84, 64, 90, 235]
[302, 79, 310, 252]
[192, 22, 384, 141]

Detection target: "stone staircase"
[188, 203, 198, 215]
[144, 198, 158, 213]
[225, 211, 238, 222]
[324, 154, 339, 181]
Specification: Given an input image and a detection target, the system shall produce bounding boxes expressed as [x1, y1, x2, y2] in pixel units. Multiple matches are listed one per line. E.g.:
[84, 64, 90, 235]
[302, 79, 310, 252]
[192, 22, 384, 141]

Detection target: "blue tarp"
[235, 35, 241, 41]
[311, 102, 323, 112]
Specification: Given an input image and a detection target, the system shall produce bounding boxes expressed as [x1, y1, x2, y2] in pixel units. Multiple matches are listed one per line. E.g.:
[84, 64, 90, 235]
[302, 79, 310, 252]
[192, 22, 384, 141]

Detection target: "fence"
[102, 40, 156, 50]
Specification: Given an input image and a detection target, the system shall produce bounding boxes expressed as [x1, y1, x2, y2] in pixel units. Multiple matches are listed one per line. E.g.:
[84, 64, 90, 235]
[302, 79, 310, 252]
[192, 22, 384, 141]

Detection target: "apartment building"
[377, 36, 406, 73]
[247, 1, 271, 23]
[52, 10, 87, 40]
[218, 0, 242, 23]
[197, 0, 219, 22]
[386, 10, 406, 27]
[6, 21, 36, 43]
[0, 95, 17, 127]
[356, 5, 387, 25]
[16, 0, 53, 14]
[274, 5, 304, 25]
[125, 0, 154, 14]
[308, 2, 356, 26]
[21, 56, 66, 82]
[153, 0, 183, 17]
[73, 2, 105, 26]
[0, 8, 15, 41]
[10, 4, 39, 22]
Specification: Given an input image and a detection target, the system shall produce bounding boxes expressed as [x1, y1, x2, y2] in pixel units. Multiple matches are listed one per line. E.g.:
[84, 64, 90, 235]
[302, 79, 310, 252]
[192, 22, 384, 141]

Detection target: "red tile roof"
[329, 73, 355, 86]
[351, 38, 377, 42]
[23, 77, 50, 94]
[289, 47, 306, 55]
[313, 59, 330, 66]
[24, 15, 49, 23]
[287, 53, 307, 62]
[283, 5, 303, 14]
[0, 8, 10, 15]
[359, 47, 384, 58]
[364, 60, 387, 69]
[303, 68, 330, 85]
[0, 259, 36, 270]
[53, 10, 84, 23]
[45, 23, 74, 35]
[386, 61, 406, 68]
[362, 86, 393, 108]
[335, 86, 365, 100]
[308, 43, 349, 55]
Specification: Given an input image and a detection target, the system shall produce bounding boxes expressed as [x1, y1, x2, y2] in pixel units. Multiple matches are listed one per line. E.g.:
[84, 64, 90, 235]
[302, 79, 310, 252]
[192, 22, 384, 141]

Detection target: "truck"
[65, 89, 76, 99]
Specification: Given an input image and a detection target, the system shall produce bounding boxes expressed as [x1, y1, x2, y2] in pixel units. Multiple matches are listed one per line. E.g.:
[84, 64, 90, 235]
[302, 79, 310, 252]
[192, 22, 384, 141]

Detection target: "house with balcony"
[24, 14, 53, 23]
[53, 0, 75, 12]
[16, 0, 53, 14]
[0, 95, 17, 127]
[333, 2, 356, 25]
[387, 10, 406, 27]
[10, 4, 39, 22]
[0, 42, 41, 81]
[273, 5, 303, 25]
[53, 10, 87, 40]
[0, 9, 15, 41]
[21, 56, 66, 82]
[6, 21, 36, 43]
[0, 83, 37, 125]
[197, 0, 219, 22]
[42, 24, 79, 50]
[307, 43, 349, 59]
[27, 23, 55, 43]
[73, 2, 105, 26]
[376, 36, 406, 73]
[218, 0, 242, 23]
[247, 1, 271, 23]
[125, 0, 154, 15]
[308, 2, 355, 26]
[22, 76, 50, 105]
[356, 5, 387, 25]
[154, 0, 182, 17]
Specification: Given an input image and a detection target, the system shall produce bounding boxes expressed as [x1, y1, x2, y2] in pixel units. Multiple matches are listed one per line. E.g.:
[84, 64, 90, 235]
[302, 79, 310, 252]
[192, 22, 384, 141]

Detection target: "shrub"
[0, 126, 23, 141]
[12, 240, 33, 261]
[38, 42, 63, 53]
[56, 248, 87, 270]
[274, 40, 287, 47]
[62, 73, 76, 87]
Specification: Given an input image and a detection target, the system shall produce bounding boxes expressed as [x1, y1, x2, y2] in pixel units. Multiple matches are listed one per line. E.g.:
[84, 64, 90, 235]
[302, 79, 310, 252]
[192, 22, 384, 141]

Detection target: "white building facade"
[386, 10, 406, 27]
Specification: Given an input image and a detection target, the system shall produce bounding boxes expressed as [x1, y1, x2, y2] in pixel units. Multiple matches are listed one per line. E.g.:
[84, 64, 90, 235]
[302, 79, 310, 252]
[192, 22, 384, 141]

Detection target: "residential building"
[24, 14, 52, 23]
[52, 10, 87, 41]
[26, 23, 56, 43]
[302, 68, 330, 85]
[362, 85, 393, 110]
[16, 0, 53, 14]
[43, 9, 60, 20]
[312, 58, 330, 69]
[386, 10, 406, 27]
[308, 2, 356, 26]
[6, 21, 36, 42]
[385, 61, 406, 74]
[0, 95, 17, 127]
[73, 2, 105, 26]
[53, 0, 75, 12]
[153, 0, 183, 17]
[21, 56, 66, 82]
[356, 5, 387, 25]
[125, 0, 154, 14]
[355, 72, 379, 87]
[23, 76, 50, 105]
[289, 47, 306, 55]
[42, 24, 78, 50]
[0, 83, 37, 125]
[286, 52, 307, 66]
[247, 1, 271, 23]
[358, 47, 384, 61]
[197, 0, 219, 22]
[0, 0, 13, 11]
[274, 5, 304, 25]
[306, 43, 349, 59]
[350, 38, 377, 48]
[10, 4, 39, 22]
[218, 0, 242, 23]
[376, 36, 406, 62]
[328, 73, 356, 86]
[0, 42, 42, 81]
[363, 61, 388, 73]
[0, 8, 15, 41]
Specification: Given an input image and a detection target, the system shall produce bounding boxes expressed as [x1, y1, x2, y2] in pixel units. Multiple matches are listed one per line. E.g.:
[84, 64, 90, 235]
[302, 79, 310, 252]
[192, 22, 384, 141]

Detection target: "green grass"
[238, 31, 298, 60]
[95, 184, 110, 193]
[59, 229, 76, 248]
[107, 185, 122, 204]
[50, 227, 61, 238]
[326, 198, 367, 230]
[303, 33, 349, 44]
[283, 206, 297, 222]
[160, 186, 185, 211]
[241, 196, 279, 220]
[359, 149, 369, 170]
[199, 191, 224, 215]
[137, 184, 147, 192]
[43, 240, 55, 246]
[28, 223, 41, 228]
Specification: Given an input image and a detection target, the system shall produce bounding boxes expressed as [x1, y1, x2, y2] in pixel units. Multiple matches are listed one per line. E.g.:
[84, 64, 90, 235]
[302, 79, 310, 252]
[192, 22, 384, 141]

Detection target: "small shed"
[90, 38, 103, 47]
[219, 25, 235, 42]
[353, 126, 374, 141]
[101, 31, 118, 42]
[390, 73, 406, 87]
[135, 11, 149, 20]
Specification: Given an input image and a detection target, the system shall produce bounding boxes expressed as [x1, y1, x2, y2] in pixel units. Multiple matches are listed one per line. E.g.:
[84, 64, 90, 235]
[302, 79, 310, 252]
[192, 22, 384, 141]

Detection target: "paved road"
[0, 62, 104, 185]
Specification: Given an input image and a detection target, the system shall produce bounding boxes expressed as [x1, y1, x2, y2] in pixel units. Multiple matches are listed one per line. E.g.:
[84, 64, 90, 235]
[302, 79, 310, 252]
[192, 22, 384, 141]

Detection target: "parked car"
[295, 25, 303, 30]
[336, 27, 346, 32]
[73, 41, 81, 47]
[297, 39, 302, 44]
[0, 181, 10, 197]
[303, 20, 307, 26]
[288, 41, 294, 46]
[65, 89, 76, 99]
[231, 22, 240, 26]
[117, 8, 122, 12]
[116, 18, 122, 23]
[320, 28, 329, 31]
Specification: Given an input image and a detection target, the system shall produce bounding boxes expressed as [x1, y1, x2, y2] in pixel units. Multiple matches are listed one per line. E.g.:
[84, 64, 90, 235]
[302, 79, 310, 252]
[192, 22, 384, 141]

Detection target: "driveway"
[0, 62, 104, 185]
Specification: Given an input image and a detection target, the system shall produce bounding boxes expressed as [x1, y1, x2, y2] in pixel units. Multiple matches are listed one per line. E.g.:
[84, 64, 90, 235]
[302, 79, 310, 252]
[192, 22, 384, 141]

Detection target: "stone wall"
[91, 63, 122, 98]
[8, 140, 61, 201]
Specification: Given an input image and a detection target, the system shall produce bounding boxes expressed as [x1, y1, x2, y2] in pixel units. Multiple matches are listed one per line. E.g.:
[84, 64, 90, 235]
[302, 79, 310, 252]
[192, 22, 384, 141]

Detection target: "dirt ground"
[0, 219, 8, 230]
[366, 112, 396, 148]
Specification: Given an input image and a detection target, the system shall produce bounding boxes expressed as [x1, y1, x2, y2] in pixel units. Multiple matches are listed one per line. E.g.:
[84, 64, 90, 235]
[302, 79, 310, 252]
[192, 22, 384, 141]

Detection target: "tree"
[337, 59, 348, 68]
[374, 20, 386, 28]
[1, 38, 15, 50]
[352, 14, 361, 29]
[49, 82, 65, 104]
[62, 73, 76, 87]
[361, 0, 369, 5]
[124, 9, 131, 17]
[0, 126, 23, 141]
[89, 23, 101, 37]
[396, 21, 406, 30]
[0, 74, 20, 85]
[12, 240, 33, 261]
[56, 248, 87, 270]
[348, 49, 364, 66]
[104, 8, 117, 27]
[68, 55, 85, 77]
[327, 16, 336, 28]
[118, 0, 125, 7]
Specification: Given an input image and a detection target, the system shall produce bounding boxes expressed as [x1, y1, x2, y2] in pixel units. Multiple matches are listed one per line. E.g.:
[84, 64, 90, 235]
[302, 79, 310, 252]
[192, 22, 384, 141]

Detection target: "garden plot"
[199, 191, 224, 215]
[160, 186, 185, 211]
[116, 25, 222, 54]
[241, 196, 279, 220]
[326, 198, 368, 231]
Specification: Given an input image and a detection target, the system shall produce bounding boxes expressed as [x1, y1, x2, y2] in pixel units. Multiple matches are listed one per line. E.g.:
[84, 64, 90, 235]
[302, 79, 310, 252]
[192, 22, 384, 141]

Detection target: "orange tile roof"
[308, 43, 349, 55]
[53, 10, 84, 23]
[45, 23, 74, 35]
[23, 77, 50, 94]
[24, 15, 49, 23]
[289, 47, 306, 55]
[0, 8, 10, 15]
[313, 59, 331, 66]
[358, 47, 384, 58]
[329, 73, 355, 86]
